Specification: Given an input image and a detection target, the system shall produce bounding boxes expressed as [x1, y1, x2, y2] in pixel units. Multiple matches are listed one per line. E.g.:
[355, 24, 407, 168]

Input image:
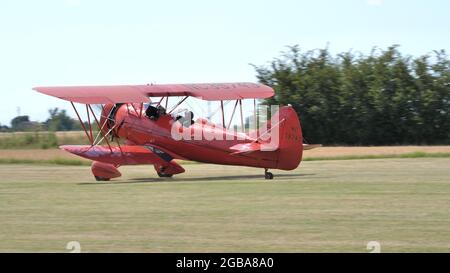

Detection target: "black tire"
[157, 172, 173, 178]
[264, 172, 274, 180]
[95, 176, 110, 181]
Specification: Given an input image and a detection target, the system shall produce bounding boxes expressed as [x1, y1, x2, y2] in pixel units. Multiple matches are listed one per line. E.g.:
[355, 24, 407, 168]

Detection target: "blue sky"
[1, 0, 449, 125]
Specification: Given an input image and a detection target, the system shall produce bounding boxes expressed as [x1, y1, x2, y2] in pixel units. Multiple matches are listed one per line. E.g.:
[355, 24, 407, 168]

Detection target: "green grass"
[0, 158, 90, 166]
[0, 132, 59, 149]
[0, 151, 449, 166]
[0, 158, 449, 252]
[303, 151, 450, 161]
[0, 131, 89, 149]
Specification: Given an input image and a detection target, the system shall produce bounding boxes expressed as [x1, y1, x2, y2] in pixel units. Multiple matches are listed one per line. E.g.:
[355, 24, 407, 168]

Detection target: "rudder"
[275, 105, 303, 170]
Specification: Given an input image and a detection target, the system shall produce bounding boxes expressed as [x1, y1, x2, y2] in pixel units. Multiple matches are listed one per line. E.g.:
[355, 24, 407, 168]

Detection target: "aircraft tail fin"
[229, 105, 303, 170]
[275, 105, 303, 170]
[303, 144, 322, 150]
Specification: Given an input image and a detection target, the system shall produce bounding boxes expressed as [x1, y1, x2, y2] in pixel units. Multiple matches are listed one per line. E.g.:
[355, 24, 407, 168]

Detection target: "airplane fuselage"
[108, 103, 303, 170]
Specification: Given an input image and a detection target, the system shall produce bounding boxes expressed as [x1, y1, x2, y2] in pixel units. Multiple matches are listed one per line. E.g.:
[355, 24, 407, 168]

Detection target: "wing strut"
[128, 103, 139, 117]
[253, 98, 258, 138]
[220, 100, 225, 128]
[85, 104, 93, 142]
[70, 102, 116, 153]
[87, 104, 113, 153]
[239, 99, 244, 133]
[169, 96, 188, 114]
[156, 96, 165, 106]
[227, 100, 239, 129]
[71, 102, 93, 145]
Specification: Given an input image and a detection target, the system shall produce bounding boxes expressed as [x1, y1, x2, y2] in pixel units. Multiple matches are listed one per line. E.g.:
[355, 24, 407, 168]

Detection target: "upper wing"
[33, 82, 274, 104]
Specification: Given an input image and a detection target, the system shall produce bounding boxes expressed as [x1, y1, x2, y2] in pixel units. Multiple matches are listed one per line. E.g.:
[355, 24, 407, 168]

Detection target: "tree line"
[254, 45, 449, 145]
[0, 108, 84, 132]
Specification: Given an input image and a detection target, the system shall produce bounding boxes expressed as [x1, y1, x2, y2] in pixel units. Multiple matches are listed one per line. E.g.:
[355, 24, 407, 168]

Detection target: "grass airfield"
[0, 158, 449, 252]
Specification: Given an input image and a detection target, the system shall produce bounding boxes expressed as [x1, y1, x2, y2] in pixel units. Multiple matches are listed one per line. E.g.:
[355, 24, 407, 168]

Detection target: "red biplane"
[33, 82, 309, 181]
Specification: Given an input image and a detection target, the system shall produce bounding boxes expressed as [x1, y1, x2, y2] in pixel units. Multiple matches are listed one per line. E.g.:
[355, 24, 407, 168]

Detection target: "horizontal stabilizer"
[303, 144, 322, 150]
[230, 142, 279, 155]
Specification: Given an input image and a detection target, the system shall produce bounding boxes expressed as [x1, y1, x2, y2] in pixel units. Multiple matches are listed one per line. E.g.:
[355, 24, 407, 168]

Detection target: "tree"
[45, 108, 82, 131]
[10, 116, 32, 131]
[254, 45, 450, 145]
[0, 123, 10, 132]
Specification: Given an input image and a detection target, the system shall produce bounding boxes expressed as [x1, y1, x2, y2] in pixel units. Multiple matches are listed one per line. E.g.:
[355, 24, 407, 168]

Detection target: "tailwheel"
[157, 172, 173, 178]
[94, 176, 110, 182]
[264, 169, 274, 180]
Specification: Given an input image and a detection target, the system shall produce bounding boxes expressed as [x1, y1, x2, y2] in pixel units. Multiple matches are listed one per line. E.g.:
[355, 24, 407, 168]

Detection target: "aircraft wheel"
[264, 172, 274, 180]
[94, 176, 110, 181]
[157, 172, 173, 178]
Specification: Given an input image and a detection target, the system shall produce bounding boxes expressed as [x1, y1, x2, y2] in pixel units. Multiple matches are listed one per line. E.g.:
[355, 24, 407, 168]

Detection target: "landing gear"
[94, 176, 110, 181]
[264, 169, 274, 180]
[157, 172, 173, 178]
[91, 161, 121, 181]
